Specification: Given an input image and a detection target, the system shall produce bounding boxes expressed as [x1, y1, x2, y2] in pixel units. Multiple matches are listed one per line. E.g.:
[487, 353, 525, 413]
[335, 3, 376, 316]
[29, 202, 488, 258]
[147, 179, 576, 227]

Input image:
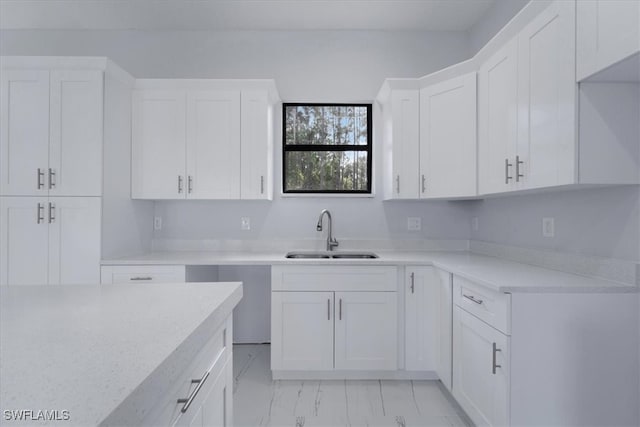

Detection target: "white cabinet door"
[453, 307, 509, 427]
[420, 72, 477, 198]
[334, 291, 397, 371]
[435, 269, 453, 391]
[271, 292, 334, 371]
[478, 38, 518, 195]
[49, 70, 103, 196]
[517, 0, 576, 190]
[132, 90, 186, 199]
[0, 197, 49, 285]
[390, 90, 420, 199]
[405, 266, 437, 371]
[200, 361, 233, 427]
[240, 91, 271, 200]
[577, 0, 640, 81]
[186, 90, 240, 199]
[0, 70, 50, 196]
[47, 197, 101, 285]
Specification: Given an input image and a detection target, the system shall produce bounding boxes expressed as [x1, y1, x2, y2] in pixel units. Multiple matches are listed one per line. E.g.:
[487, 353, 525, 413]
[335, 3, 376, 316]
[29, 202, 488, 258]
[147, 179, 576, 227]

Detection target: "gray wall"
[467, 0, 529, 54]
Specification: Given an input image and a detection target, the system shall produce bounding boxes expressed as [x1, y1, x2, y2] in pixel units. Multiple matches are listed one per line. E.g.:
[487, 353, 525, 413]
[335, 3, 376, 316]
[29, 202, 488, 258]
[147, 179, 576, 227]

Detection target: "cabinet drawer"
[272, 265, 397, 292]
[453, 275, 511, 335]
[146, 316, 232, 426]
[101, 265, 186, 284]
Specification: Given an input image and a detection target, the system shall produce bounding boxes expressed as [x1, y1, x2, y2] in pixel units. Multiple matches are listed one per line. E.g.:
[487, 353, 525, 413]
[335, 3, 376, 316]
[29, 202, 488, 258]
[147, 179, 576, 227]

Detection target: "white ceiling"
[0, 0, 496, 31]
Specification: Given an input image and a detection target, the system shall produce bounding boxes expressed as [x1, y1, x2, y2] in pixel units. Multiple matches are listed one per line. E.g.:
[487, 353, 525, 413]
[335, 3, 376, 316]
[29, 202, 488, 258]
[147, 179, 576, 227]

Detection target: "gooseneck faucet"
[317, 209, 339, 251]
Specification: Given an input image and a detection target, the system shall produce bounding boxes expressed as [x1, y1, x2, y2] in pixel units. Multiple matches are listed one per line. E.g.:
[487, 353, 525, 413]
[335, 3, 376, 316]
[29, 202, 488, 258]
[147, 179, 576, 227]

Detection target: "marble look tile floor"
[233, 344, 471, 427]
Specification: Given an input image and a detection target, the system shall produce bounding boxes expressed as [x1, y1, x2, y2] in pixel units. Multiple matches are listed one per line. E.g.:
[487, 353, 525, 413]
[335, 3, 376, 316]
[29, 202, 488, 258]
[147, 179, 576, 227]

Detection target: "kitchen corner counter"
[102, 250, 638, 294]
[0, 282, 242, 426]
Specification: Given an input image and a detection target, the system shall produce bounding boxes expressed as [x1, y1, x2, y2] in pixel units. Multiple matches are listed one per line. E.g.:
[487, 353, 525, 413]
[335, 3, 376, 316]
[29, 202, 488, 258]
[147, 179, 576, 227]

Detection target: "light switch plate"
[153, 216, 162, 231]
[542, 217, 555, 237]
[241, 217, 251, 231]
[407, 217, 422, 231]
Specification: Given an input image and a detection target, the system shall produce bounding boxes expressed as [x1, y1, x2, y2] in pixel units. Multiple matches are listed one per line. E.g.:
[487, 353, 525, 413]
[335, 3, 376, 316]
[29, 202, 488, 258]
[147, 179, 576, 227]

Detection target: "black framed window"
[283, 103, 372, 194]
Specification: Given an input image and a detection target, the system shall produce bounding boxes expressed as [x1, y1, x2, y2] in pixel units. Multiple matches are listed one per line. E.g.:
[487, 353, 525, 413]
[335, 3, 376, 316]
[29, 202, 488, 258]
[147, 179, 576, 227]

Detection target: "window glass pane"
[284, 105, 369, 146]
[285, 151, 369, 192]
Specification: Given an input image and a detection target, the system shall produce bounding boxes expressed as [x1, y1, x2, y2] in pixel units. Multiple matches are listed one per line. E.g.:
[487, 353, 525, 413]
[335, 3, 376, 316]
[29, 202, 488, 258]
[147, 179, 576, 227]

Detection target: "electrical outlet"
[407, 217, 422, 231]
[542, 217, 555, 238]
[153, 216, 162, 231]
[472, 217, 479, 232]
[241, 217, 251, 231]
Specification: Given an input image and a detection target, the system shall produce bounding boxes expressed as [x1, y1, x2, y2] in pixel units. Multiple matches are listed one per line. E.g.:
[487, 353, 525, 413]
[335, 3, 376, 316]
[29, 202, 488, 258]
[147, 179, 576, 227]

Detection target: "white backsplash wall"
[468, 186, 640, 262]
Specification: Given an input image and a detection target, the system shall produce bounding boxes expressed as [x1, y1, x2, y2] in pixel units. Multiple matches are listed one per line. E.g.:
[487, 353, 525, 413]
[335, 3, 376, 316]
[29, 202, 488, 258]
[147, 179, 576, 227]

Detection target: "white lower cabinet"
[0, 196, 101, 285]
[404, 266, 437, 371]
[434, 269, 453, 392]
[270, 266, 398, 377]
[453, 307, 509, 427]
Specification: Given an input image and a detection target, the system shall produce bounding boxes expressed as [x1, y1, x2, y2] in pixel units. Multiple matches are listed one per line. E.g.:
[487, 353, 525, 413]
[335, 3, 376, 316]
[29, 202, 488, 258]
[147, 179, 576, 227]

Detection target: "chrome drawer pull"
[410, 272, 415, 294]
[327, 298, 331, 320]
[260, 176, 265, 194]
[463, 294, 483, 305]
[516, 155, 524, 182]
[492, 342, 502, 374]
[37, 168, 45, 189]
[49, 168, 56, 189]
[36, 202, 45, 224]
[505, 158, 513, 184]
[48, 202, 55, 224]
[130, 276, 153, 281]
[177, 370, 210, 413]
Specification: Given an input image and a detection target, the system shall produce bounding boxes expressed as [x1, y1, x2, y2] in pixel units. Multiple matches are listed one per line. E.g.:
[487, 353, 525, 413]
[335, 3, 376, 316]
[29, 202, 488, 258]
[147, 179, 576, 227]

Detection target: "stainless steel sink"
[285, 251, 378, 259]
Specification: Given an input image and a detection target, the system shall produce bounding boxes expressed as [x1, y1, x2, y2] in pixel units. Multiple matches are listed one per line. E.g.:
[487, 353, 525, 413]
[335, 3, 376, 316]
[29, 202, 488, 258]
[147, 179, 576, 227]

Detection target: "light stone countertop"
[0, 282, 243, 426]
[102, 250, 638, 294]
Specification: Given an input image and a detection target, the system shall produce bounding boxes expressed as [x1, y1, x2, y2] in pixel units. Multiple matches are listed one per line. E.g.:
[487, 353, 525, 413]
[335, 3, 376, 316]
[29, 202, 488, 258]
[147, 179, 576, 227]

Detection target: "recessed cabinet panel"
[132, 90, 186, 199]
[271, 291, 334, 371]
[47, 197, 101, 285]
[577, 0, 640, 81]
[517, 0, 576, 189]
[390, 90, 420, 199]
[49, 70, 104, 196]
[334, 291, 397, 371]
[420, 73, 477, 198]
[0, 197, 49, 285]
[453, 307, 510, 427]
[241, 91, 272, 200]
[186, 90, 240, 199]
[0, 70, 50, 196]
[478, 38, 518, 195]
[405, 266, 437, 371]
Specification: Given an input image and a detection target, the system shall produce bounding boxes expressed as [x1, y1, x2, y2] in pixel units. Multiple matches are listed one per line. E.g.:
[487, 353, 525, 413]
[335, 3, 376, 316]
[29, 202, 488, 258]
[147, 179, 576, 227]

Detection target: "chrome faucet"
[316, 209, 339, 251]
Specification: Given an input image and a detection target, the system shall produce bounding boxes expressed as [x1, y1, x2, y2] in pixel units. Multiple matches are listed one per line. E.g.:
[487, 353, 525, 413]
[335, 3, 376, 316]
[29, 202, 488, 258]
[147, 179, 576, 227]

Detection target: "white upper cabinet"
[478, 38, 519, 195]
[132, 90, 187, 199]
[420, 72, 477, 198]
[1, 68, 103, 197]
[577, 0, 640, 81]
[49, 70, 104, 196]
[241, 91, 273, 200]
[132, 81, 277, 200]
[186, 90, 240, 199]
[516, 0, 576, 190]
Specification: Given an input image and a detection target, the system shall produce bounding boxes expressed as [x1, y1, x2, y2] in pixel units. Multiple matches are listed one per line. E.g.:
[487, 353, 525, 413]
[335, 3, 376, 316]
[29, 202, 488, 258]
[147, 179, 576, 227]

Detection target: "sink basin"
[285, 251, 378, 259]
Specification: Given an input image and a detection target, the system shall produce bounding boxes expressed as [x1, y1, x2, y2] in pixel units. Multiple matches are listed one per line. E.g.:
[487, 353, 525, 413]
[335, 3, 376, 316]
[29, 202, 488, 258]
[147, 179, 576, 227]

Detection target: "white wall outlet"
[407, 217, 422, 231]
[472, 216, 479, 232]
[241, 217, 251, 231]
[542, 217, 555, 237]
[153, 216, 162, 231]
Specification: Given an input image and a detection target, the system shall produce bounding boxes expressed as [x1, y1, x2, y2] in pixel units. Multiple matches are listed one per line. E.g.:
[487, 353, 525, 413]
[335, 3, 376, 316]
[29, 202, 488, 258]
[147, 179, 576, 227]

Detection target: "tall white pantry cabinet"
[0, 57, 133, 285]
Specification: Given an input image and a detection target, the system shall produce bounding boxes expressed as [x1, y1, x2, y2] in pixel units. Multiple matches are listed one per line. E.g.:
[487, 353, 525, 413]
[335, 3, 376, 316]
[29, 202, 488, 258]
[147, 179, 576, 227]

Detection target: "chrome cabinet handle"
[421, 175, 426, 193]
[260, 176, 264, 194]
[505, 158, 513, 184]
[396, 175, 400, 194]
[410, 272, 415, 294]
[37, 168, 45, 190]
[48, 168, 56, 189]
[48, 202, 55, 224]
[37, 203, 45, 224]
[188, 176, 193, 194]
[177, 370, 210, 413]
[339, 298, 342, 320]
[516, 155, 524, 182]
[130, 276, 153, 281]
[463, 294, 483, 305]
[178, 176, 183, 194]
[327, 298, 331, 320]
[492, 342, 502, 374]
